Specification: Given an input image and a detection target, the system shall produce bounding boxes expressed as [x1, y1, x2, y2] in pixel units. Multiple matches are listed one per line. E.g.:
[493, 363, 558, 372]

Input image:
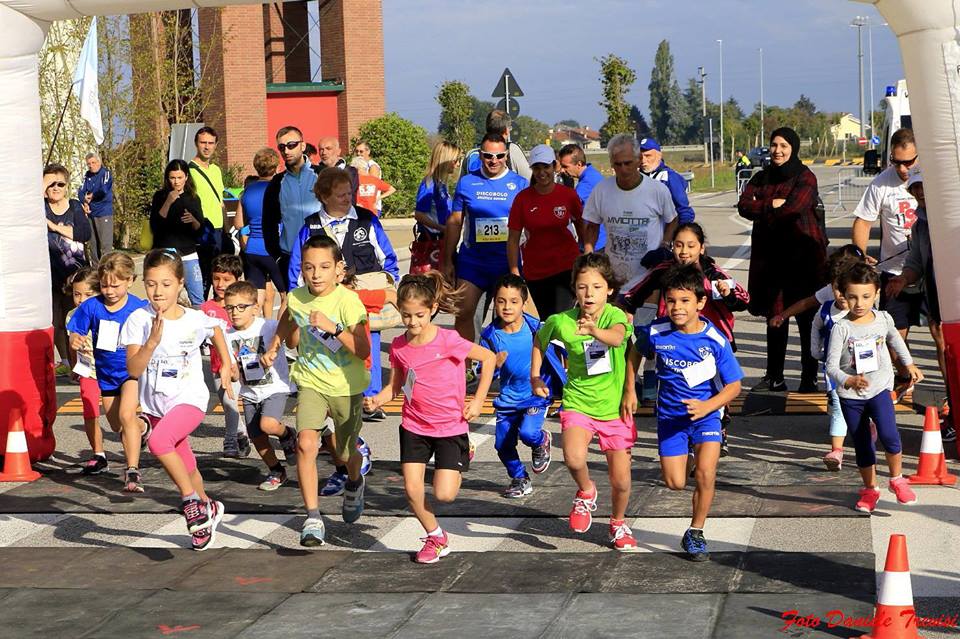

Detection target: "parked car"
[747, 146, 772, 168]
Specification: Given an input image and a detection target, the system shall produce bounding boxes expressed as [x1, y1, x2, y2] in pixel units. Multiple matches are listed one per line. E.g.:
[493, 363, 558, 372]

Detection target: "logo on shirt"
[698, 346, 712, 359]
[506, 182, 517, 191]
[609, 216, 651, 227]
[655, 344, 676, 351]
[353, 227, 367, 242]
[553, 206, 566, 219]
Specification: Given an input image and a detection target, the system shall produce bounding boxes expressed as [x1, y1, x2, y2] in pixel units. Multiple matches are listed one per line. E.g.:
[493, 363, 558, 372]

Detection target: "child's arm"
[577, 315, 626, 347]
[126, 313, 163, 379]
[530, 337, 550, 399]
[683, 380, 741, 421]
[885, 314, 923, 384]
[261, 309, 296, 368]
[364, 367, 398, 412]
[621, 343, 640, 421]
[464, 343, 496, 421]
[308, 310, 370, 360]
[810, 312, 826, 361]
[769, 295, 817, 328]
[210, 326, 235, 400]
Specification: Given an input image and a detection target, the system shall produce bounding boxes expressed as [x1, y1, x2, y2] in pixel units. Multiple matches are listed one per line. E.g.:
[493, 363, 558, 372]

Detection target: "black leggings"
[766, 307, 818, 385]
[527, 270, 574, 319]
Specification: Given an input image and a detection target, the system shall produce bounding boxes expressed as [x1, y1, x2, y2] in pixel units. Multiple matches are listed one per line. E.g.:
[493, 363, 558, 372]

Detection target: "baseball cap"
[528, 144, 556, 166]
[639, 137, 661, 152]
[906, 166, 923, 190]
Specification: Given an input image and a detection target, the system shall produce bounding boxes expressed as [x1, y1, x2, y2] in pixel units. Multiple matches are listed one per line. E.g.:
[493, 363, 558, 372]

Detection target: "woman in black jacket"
[150, 159, 205, 306]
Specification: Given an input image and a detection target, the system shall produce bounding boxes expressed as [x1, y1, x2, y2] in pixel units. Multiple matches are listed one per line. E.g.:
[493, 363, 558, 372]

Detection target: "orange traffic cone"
[908, 406, 957, 485]
[860, 534, 924, 639]
[0, 408, 41, 482]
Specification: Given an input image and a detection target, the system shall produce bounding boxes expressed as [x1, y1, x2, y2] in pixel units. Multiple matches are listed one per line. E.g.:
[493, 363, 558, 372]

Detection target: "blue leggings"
[363, 331, 382, 397]
[827, 389, 847, 438]
[495, 407, 547, 479]
[839, 392, 902, 468]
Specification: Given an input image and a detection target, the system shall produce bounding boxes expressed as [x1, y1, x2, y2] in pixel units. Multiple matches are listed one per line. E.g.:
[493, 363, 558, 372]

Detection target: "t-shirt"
[538, 304, 631, 420]
[355, 289, 386, 370]
[508, 184, 583, 281]
[452, 168, 528, 260]
[415, 178, 451, 234]
[189, 162, 225, 229]
[67, 294, 149, 391]
[65, 307, 96, 379]
[814, 284, 834, 305]
[356, 175, 392, 214]
[576, 164, 606, 251]
[853, 166, 918, 275]
[226, 318, 295, 403]
[640, 317, 743, 426]
[389, 327, 474, 437]
[120, 306, 225, 417]
[200, 301, 230, 374]
[826, 310, 913, 400]
[480, 318, 549, 411]
[582, 175, 677, 290]
[286, 284, 369, 396]
[240, 180, 270, 256]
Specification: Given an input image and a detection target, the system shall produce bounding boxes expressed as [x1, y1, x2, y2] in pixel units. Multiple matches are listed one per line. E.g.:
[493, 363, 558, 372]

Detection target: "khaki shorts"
[296, 388, 363, 460]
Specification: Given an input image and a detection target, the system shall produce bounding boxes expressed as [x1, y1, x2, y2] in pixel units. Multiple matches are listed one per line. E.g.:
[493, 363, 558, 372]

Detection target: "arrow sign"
[492, 68, 524, 98]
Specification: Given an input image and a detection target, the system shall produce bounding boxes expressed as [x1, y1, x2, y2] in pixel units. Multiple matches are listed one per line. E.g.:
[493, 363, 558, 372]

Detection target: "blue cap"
[639, 137, 661, 152]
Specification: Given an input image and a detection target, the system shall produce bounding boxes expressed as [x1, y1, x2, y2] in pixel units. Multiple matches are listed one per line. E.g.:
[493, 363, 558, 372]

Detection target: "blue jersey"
[576, 164, 606, 251]
[415, 178, 451, 231]
[452, 169, 527, 259]
[67, 294, 149, 391]
[479, 313, 550, 411]
[639, 317, 743, 425]
[240, 181, 270, 256]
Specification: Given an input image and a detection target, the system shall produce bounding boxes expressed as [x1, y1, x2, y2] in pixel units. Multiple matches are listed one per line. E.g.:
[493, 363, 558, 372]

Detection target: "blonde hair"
[424, 141, 461, 187]
[253, 147, 280, 177]
[97, 251, 136, 282]
[397, 271, 464, 316]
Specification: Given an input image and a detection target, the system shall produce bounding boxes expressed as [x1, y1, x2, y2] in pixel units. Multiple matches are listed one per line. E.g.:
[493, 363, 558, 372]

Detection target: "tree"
[469, 96, 496, 145]
[649, 39, 679, 142]
[557, 119, 580, 128]
[436, 80, 475, 153]
[665, 80, 690, 145]
[353, 113, 430, 218]
[512, 115, 551, 150]
[630, 105, 651, 139]
[683, 77, 703, 145]
[596, 54, 636, 144]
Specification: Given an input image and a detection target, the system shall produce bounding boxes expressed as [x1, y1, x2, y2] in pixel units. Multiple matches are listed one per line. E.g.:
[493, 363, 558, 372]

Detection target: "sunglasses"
[480, 152, 508, 160]
[277, 141, 303, 151]
[890, 155, 918, 167]
[47, 181, 67, 188]
[224, 303, 256, 312]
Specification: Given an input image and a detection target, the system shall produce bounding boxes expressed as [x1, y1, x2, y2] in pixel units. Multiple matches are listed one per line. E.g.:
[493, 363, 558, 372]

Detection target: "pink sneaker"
[609, 520, 637, 551]
[822, 449, 843, 472]
[888, 477, 918, 505]
[569, 484, 598, 533]
[855, 487, 881, 513]
[415, 531, 450, 564]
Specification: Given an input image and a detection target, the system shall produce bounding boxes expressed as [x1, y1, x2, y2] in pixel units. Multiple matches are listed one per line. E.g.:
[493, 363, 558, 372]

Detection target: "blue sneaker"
[681, 528, 710, 562]
[300, 517, 325, 547]
[320, 470, 348, 497]
[342, 476, 365, 523]
[357, 436, 372, 476]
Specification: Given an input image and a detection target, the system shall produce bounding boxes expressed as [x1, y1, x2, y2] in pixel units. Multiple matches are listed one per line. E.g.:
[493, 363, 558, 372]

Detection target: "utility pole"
[717, 39, 724, 163]
[852, 16, 867, 139]
[698, 66, 708, 165]
[759, 48, 765, 145]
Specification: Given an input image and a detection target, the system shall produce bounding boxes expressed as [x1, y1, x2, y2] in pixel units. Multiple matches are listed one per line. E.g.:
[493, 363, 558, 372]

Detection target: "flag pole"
[45, 88, 73, 167]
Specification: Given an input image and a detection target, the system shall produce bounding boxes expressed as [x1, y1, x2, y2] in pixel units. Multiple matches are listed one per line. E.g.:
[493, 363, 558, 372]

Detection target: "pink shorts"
[560, 410, 636, 451]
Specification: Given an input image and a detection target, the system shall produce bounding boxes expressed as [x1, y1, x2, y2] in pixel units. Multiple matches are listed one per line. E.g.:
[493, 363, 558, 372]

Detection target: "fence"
[834, 168, 871, 213]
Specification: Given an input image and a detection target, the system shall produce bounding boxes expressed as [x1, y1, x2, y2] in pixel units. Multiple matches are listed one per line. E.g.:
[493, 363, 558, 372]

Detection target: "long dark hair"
[162, 159, 197, 198]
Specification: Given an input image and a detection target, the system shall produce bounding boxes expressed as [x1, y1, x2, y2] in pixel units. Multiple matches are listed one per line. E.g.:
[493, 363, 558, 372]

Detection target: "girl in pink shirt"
[365, 271, 495, 564]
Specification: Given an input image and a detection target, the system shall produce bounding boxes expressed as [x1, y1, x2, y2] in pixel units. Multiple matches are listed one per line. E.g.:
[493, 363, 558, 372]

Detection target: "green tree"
[630, 105, 651, 139]
[469, 96, 496, 145]
[557, 119, 580, 128]
[596, 54, 636, 144]
[665, 79, 690, 144]
[436, 80, 475, 152]
[512, 115, 551, 149]
[353, 113, 430, 218]
[648, 40, 678, 142]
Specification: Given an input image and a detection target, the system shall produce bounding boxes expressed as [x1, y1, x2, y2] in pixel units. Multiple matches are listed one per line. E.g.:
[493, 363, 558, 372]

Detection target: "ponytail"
[397, 270, 465, 316]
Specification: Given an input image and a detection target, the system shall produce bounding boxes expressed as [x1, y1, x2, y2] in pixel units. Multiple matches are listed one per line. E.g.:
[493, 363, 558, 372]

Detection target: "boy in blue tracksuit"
[480, 274, 561, 497]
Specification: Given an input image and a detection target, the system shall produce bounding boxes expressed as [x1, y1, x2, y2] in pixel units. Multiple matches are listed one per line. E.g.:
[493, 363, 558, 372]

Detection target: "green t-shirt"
[189, 162, 225, 229]
[539, 303, 631, 420]
[287, 284, 369, 396]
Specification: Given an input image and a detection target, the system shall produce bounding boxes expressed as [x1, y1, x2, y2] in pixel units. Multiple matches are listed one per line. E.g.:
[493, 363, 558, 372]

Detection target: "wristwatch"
[333, 322, 344, 337]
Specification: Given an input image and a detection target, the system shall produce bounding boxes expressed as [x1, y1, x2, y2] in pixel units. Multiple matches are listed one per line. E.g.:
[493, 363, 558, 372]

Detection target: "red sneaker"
[855, 487, 881, 513]
[609, 520, 637, 551]
[569, 484, 597, 533]
[415, 531, 450, 564]
[888, 477, 918, 505]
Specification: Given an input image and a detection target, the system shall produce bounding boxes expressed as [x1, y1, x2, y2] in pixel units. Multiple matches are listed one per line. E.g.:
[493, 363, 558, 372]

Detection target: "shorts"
[880, 272, 924, 330]
[296, 388, 363, 460]
[79, 376, 101, 419]
[657, 416, 724, 457]
[560, 410, 636, 451]
[399, 425, 470, 471]
[244, 252, 286, 291]
[456, 250, 509, 293]
[242, 392, 289, 439]
[100, 378, 135, 397]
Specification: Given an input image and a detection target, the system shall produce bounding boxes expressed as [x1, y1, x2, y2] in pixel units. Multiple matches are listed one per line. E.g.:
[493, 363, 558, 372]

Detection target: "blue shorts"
[657, 416, 723, 457]
[456, 250, 509, 293]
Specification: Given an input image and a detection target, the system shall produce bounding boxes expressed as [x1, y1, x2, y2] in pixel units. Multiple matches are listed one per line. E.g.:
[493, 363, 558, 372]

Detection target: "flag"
[71, 17, 103, 145]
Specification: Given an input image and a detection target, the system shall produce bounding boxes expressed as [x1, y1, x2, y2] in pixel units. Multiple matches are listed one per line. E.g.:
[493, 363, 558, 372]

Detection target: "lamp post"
[759, 47, 764, 145]
[698, 66, 708, 165]
[851, 15, 867, 139]
[717, 38, 724, 163]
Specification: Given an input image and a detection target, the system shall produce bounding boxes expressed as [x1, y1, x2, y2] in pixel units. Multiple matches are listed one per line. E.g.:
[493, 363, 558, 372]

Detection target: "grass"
[586, 152, 737, 193]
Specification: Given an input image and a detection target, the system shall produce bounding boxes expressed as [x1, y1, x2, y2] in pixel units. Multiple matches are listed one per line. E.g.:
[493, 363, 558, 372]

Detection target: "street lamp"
[717, 38, 724, 163]
[759, 47, 764, 144]
[851, 15, 867, 139]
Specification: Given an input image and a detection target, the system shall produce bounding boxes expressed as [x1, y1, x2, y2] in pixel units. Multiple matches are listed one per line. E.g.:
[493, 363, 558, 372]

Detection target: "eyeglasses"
[890, 155, 918, 167]
[47, 181, 67, 188]
[277, 141, 303, 151]
[224, 303, 255, 312]
[480, 152, 508, 160]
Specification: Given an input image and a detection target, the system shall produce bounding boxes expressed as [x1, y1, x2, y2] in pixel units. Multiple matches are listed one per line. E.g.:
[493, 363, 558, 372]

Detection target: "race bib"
[853, 337, 879, 374]
[475, 217, 508, 243]
[154, 358, 181, 395]
[402, 367, 416, 401]
[307, 326, 342, 353]
[72, 351, 96, 379]
[583, 339, 612, 376]
[96, 320, 121, 352]
[682, 354, 717, 388]
[240, 351, 265, 382]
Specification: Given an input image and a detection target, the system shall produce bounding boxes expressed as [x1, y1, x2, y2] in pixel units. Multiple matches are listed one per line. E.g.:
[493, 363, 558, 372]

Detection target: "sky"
[378, 0, 904, 131]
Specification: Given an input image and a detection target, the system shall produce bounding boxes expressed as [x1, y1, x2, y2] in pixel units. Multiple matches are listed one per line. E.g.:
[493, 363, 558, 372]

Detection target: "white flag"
[71, 17, 103, 145]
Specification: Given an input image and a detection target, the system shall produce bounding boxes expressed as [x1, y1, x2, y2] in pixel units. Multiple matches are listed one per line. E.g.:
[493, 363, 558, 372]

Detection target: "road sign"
[858, 137, 868, 146]
[871, 135, 881, 145]
[491, 68, 524, 98]
[495, 97, 520, 117]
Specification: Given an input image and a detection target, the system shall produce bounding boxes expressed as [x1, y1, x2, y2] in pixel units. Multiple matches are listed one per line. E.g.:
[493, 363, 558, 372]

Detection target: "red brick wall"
[264, 1, 311, 84]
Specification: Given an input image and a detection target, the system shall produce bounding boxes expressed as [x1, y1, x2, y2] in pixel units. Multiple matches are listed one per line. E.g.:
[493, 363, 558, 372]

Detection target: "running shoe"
[222, 438, 240, 459]
[258, 469, 287, 491]
[280, 426, 298, 463]
[943, 424, 957, 444]
[138, 414, 152, 450]
[54, 362, 70, 377]
[752, 376, 787, 393]
[822, 449, 843, 472]
[569, 484, 598, 533]
[531, 431, 551, 474]
[123, 467, 144, 493]
[888, 477, 918, 505]
[237, 435, 252, 458]
[357, 436, 373, 476]
[182, 497, 210, 533]
[342, 476, 365, 523]
[681, 528, 710, 561]
[80, 455, 108, 476]
[191, 500, 223, 551]
[362, 408, 386, 422]
[503, 476, 533, 498]
[300, 517, 326, 547]
[797, 380, 819, 394]
[320, 470, 348, 497]
[609, 520, 638, 551]
[415, 531, 450, 564]
[855, 487, 881, 513]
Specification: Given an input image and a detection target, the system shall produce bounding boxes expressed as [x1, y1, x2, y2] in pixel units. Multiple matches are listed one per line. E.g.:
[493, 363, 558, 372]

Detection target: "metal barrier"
[737, 167, 760, 195]
[834, 167, 871, 212]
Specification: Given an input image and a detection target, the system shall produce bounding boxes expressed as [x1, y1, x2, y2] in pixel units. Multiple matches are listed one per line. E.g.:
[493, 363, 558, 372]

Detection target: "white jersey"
[582, 175, 677, 290]
[226, 318, 296, 403]
[853, 166, 918, 275]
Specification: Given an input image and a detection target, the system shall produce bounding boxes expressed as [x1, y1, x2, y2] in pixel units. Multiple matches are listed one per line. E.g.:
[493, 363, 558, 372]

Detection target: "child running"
[67, 252, 150, 489]
[826, 262, 923, 513]
[627, 264, 744, 561]
[64, 268, 105, 473]
[122, 249, 234, 550]
[364, 271, 495, 564]
[200, 254, 248, 458]
[479, 274, 553, 498]
[223, 281, 298, 491]
[261, 235, 371, 546]
[531, 253, 636, 550]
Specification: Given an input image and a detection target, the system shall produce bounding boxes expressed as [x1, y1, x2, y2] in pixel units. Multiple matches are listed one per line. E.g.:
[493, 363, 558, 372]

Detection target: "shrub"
[352, 113, 430, 218]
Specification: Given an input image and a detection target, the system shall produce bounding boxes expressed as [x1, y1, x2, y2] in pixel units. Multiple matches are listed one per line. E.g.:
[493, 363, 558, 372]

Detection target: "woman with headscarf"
[737, 127, 827, 393]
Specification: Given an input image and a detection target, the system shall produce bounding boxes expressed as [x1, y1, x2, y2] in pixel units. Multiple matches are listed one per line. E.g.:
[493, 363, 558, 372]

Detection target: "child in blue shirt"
[479, 275, 557, 498]
[625, 264, 743, 562]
